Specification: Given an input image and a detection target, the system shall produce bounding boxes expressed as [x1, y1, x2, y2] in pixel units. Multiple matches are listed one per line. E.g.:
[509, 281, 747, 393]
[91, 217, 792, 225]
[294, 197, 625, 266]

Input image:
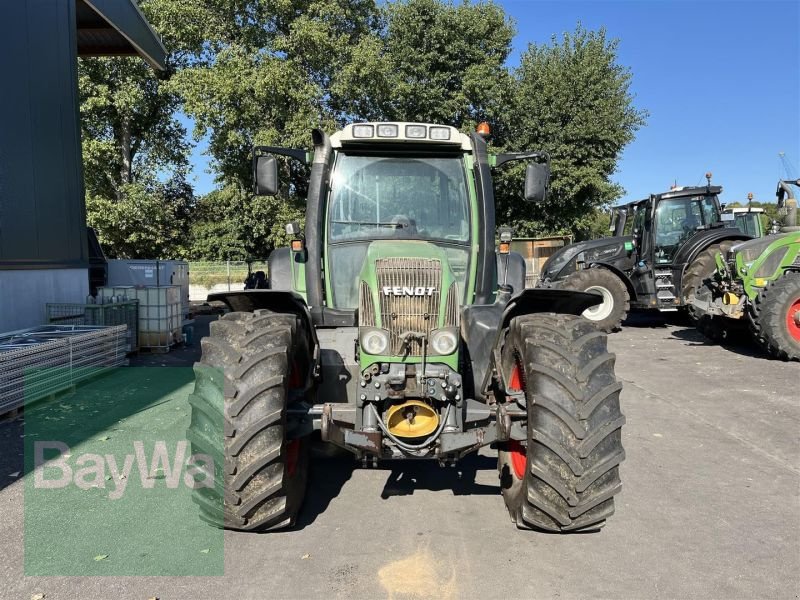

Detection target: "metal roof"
[76, 0, 167, 70]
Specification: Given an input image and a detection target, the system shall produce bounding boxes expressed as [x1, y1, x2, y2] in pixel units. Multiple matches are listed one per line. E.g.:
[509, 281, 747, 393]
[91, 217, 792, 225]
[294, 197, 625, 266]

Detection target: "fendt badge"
[382, 286, 436, 296]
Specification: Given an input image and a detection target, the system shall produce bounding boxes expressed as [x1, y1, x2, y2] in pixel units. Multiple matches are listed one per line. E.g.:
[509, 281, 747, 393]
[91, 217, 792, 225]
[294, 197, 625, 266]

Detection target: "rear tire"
[682, 242, 733, 321]
[187, 310, 311, 531]
[497, 313, 625, 532]
[748, 272, 800, 361]
[561, 269, 629, 333]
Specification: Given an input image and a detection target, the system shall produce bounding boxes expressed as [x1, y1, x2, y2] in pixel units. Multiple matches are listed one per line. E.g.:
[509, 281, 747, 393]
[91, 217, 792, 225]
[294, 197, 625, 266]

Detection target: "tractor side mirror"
[524, 161, 550, 203]
[254, 155, 279, 196]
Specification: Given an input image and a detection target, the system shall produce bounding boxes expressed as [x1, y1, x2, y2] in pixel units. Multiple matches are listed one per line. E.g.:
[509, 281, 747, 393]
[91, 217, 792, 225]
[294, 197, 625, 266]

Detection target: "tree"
[86, 176, 193, 259]
[495, 26, 647, 237]
[174, 0, 378, 185]
[79, 44, 192, 257]
[332, 0, 515, 128]
[188, 183, 304, 260]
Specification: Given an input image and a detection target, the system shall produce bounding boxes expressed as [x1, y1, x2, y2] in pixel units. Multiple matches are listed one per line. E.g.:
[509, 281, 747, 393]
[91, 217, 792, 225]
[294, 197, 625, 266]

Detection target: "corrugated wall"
[0, 0, 88, 270]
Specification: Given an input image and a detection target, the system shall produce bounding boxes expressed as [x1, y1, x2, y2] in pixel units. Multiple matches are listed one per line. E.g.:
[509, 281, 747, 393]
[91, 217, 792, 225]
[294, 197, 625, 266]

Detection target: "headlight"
[360, 328, 389, 355]
[430, 328, 458, 355]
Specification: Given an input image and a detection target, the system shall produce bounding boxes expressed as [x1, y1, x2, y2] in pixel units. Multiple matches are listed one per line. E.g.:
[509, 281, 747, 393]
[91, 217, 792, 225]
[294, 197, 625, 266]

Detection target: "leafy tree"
[86, 176, 193, 258]
[188, 183, 304, 260]
[174, 0, 378, 186]
[573, 207, 613, 241]
[333, 0, 514, 127]
[78, 7, 193, 259]
[79, 56, 188, 201]
[495, 26, 647, 237]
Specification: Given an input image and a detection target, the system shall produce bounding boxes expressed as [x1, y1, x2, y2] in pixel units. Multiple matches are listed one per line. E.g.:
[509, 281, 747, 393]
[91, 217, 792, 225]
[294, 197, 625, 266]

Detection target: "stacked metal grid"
[0, 325, 128, 414]
[46, 301, 139, 352]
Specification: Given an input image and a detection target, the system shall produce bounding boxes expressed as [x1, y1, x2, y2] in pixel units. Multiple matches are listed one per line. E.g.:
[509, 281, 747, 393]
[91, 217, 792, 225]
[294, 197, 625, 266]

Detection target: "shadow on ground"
[379, 453, 499, 499]
[669, 326, 772, 360]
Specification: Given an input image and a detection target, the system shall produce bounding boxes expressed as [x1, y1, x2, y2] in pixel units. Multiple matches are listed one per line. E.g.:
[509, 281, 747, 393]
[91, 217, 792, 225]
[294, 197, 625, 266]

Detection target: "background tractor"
[690, 179, 800, 360]
[187, 122, 626, 533]
[721, 203, 765, 238]
[537, 175, 752, 331]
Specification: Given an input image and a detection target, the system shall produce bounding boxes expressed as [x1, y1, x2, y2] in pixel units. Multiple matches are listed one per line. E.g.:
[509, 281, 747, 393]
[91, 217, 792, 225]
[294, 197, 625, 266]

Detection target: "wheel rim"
[285, 439, 300, 477]
[286, 359, 303, 478]
[507, 363, 527, 479]
[787, 298, 800, 342]
[582, 285, 614, 321]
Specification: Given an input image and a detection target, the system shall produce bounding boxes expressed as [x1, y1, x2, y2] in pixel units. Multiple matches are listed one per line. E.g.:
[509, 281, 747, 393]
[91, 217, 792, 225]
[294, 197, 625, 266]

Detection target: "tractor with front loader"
[536, 175, 753, 332]
[187, 122, 626, 533]
[690, 179, 800, 360]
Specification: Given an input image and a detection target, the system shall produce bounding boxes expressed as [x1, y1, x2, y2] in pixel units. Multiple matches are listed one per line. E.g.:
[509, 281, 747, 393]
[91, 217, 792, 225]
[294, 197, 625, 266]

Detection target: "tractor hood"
[541, 237, 633, 281]
[357, 240, 461, 368]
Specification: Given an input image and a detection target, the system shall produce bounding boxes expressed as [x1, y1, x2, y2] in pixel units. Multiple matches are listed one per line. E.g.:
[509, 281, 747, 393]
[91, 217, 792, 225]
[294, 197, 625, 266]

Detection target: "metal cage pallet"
[46, 301, 139, 352]
[98, 286, 182, 352]
[0, 325, 129, 414]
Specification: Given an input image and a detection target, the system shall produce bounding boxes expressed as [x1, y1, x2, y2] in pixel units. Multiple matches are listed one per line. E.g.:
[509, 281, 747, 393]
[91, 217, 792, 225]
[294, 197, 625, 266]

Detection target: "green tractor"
[720, 202, 765, 238]
[691, 179, 800, 360]
[187, 122, 626, 533]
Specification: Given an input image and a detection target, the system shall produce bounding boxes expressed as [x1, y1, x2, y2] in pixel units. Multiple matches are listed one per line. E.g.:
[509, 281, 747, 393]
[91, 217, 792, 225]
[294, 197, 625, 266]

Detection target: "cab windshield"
[326, 153, 471, 309]
[654, 195, 720, 264]
[328, 154, 470, 243]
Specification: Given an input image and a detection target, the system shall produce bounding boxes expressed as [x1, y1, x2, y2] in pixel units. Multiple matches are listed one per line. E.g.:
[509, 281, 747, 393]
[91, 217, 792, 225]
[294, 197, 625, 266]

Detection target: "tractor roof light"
[376, 124, 399, 138]
[429, 126, 451, 141]
[352, 124, 374, 138]
[476, 122, 491, 136]
[405, 124, 426, 138]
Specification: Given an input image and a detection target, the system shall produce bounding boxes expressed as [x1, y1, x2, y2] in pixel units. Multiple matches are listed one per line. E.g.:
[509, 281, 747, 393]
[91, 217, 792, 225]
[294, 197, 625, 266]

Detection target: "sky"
[185, 0, 799, 206]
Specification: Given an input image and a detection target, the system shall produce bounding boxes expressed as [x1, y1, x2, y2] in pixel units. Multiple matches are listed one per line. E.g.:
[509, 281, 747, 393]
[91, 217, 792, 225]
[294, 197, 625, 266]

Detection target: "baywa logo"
[33, 440, 214, 500]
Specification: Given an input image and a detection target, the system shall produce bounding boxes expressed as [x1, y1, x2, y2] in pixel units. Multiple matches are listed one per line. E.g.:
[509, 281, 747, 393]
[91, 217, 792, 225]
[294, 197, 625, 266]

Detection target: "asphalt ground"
[1, 312, 798, 599]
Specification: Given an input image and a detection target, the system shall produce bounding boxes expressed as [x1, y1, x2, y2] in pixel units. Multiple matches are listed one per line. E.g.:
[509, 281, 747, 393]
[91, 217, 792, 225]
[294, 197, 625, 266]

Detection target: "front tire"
[497, 314, 625, 532]
[187, 310, 311, 531]
[561, 268, 629, 333]
[748, 272, 800, 361]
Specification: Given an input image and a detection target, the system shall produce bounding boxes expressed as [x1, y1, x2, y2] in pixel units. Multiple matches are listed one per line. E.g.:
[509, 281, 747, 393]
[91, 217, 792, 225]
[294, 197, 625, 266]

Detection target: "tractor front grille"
[359, 281, 377, 327]
[376, 258, 442, 355]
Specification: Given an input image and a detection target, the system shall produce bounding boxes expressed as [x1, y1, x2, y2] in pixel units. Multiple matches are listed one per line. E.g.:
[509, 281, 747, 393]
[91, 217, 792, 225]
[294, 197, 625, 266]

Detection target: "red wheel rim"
[288, 359, 303, 389]
[507, 363, 527, 479]
[285, 439, 300, 477]
[788, 298, 800, 342]
[286, 359, 302, 478]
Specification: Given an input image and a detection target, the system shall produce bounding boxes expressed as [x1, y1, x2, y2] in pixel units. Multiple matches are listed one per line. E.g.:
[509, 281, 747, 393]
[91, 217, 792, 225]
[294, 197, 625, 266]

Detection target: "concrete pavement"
[2, 313, 798, 599]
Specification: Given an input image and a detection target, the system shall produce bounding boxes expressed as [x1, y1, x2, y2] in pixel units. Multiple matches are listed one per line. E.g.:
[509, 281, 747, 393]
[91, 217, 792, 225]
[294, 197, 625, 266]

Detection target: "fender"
[589, 261, 637, 302]
[673, 228, 751, 269]
[208, 290, 320, 378]
[461, 288, 601, 401]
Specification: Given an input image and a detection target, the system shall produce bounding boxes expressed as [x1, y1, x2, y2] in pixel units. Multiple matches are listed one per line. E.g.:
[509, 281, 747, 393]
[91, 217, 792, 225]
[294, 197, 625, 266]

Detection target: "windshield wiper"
[331, 220, 405, 228]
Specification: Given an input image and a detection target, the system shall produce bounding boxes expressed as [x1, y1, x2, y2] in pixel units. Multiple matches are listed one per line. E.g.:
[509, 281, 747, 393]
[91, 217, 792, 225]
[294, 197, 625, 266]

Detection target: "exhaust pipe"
[777, 180, 799, 231]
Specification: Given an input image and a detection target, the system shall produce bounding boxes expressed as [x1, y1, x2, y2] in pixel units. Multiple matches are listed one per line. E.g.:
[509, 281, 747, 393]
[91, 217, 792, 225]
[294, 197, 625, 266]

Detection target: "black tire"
[561, 268, 629, 333]
[187, 309, 311, 531]
[682, 242, 733, 320]
[497, 313, 625, 532]
[748, 272, 800, 361]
